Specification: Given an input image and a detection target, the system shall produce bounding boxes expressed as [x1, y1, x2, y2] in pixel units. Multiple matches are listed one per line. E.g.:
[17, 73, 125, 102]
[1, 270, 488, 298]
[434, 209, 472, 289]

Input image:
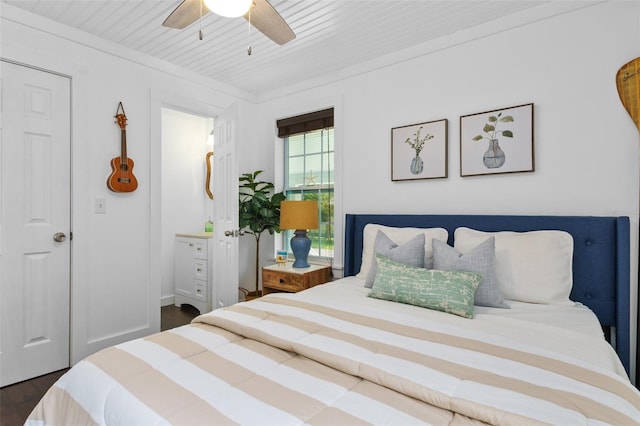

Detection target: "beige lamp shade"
[280, 200, 319, 230]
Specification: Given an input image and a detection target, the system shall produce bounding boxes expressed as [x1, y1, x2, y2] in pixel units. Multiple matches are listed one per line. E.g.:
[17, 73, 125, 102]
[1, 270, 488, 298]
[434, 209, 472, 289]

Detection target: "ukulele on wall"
[107, 102, 138, 192]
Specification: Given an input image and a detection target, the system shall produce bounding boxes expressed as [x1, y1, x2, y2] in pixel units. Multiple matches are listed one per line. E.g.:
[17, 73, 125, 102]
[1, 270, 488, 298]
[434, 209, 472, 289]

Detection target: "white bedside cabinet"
[174, 233, 214, 314]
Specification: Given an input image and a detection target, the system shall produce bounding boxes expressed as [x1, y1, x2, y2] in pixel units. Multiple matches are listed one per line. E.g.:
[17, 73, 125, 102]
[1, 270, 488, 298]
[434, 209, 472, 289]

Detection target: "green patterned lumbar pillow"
[368, 253, 481, 318]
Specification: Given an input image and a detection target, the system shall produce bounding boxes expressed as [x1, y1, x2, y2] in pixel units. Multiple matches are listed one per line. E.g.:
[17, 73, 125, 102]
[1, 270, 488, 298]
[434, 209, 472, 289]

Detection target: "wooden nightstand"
[262, 263, 332, 295]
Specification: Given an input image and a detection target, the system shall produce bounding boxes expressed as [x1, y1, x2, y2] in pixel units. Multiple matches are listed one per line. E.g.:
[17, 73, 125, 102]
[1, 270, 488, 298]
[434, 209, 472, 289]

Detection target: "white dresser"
[174, 232, 214, 314]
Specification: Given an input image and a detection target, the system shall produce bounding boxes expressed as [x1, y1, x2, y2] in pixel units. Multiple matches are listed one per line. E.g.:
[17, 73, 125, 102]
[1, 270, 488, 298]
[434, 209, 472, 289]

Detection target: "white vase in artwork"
[410, 153, 424, 174]
[483, 139, 505, 168]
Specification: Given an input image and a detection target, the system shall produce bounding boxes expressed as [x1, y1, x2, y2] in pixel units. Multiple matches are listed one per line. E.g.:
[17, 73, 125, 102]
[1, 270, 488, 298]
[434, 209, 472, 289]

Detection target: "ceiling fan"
[162, 0, 295, 46]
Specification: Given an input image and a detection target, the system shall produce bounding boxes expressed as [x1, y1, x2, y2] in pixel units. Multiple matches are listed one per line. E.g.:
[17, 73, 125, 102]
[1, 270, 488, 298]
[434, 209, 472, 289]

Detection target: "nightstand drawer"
[263, 269, 306, 292]
[262, 263, 332, 296]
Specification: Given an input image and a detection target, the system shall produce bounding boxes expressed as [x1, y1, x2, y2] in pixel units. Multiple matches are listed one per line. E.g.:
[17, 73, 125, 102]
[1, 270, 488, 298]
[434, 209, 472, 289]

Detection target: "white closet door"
[0, 61, 71, 386]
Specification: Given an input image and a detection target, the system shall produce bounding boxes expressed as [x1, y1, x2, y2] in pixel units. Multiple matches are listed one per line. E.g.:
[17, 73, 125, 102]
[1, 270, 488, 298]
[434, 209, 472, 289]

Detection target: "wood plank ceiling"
[2, 1, 588, 97]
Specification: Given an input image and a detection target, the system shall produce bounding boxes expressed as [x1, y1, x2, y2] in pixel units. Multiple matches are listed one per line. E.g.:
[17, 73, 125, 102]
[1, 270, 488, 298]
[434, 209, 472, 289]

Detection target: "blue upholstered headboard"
[343, 214, 631, 374]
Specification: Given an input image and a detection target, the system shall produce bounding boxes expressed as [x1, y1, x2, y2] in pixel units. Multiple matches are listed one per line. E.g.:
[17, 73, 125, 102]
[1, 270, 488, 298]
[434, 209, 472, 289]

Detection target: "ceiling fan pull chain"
[247, 6, 252, 55]
[199, 0, 204, 40]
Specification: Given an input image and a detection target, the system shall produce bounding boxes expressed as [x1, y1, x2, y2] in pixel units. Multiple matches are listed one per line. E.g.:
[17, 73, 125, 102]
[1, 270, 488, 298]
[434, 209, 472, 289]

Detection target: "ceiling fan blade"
[244, 0, 295, 45]
[163, 0, 210, 29]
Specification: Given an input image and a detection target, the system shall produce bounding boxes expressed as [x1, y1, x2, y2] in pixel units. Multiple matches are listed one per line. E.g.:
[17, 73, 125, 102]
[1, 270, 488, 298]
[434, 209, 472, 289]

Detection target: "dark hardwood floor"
[0, 304, 200, 426]
[0, 368, 68, 426]
[160, 302, 200, 332]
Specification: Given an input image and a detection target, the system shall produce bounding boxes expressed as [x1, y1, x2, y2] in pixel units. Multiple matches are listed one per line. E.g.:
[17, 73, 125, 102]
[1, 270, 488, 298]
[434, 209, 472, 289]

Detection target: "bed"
[28, 214, 640, 425]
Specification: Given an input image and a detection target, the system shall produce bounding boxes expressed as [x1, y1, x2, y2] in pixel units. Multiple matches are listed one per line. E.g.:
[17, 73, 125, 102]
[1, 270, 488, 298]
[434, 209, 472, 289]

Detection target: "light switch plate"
[95, 198, 106, 214]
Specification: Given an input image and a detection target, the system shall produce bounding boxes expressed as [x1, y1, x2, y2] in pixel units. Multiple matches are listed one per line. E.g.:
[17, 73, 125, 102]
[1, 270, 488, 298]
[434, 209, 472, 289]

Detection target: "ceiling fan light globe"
[203, 0, 252, 18]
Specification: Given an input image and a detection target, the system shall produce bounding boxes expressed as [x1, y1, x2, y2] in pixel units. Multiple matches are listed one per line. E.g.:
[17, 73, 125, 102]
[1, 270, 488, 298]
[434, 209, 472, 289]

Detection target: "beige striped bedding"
[28, 280, 640, 425]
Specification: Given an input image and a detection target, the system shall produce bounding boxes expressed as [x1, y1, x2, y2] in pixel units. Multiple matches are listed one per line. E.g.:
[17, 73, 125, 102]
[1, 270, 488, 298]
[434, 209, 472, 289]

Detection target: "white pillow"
[454, 227, 574, 306]
[357, 224, 448, 279]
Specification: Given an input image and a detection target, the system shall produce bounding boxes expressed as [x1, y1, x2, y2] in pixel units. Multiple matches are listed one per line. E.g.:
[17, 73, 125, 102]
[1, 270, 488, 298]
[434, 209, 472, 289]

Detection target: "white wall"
[236, 101, 284, 293]
[0, 4, 248, 362]
[255, 1, 640, 375]
[160, 108, 214, 306]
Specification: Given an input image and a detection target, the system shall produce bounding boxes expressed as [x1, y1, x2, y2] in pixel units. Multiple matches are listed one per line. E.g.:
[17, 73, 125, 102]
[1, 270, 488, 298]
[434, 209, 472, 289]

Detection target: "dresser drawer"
[193, 259, 207, 280]
[193, 279, 207, 301]
[193, 240, 208, 259]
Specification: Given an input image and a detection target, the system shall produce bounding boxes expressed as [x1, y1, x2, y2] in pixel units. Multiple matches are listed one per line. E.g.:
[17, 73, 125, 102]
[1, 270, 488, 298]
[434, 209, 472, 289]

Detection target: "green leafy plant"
[239, 170, 285, 295]
[472, 113, 514, 141]
[405, 126, 434, 155]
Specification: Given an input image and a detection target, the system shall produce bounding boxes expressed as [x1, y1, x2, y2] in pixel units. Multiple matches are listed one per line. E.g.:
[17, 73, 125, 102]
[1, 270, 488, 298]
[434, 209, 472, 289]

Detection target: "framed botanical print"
[391, 118, 448, 181]
[460, 103, 534, 177]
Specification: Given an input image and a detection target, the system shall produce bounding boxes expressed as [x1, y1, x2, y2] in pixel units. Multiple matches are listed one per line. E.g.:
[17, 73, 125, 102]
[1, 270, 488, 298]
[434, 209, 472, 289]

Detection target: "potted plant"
[238, 170, 285, 299]
[472, 113, 514, 168]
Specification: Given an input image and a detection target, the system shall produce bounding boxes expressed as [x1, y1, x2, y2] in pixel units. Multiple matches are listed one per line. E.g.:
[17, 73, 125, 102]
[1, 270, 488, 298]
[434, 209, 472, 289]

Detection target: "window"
[278, 109, 334, 259]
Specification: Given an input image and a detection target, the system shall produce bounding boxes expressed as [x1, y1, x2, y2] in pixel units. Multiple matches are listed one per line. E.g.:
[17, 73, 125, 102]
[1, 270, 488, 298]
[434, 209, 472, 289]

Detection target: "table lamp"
[279, 200, 319, 268]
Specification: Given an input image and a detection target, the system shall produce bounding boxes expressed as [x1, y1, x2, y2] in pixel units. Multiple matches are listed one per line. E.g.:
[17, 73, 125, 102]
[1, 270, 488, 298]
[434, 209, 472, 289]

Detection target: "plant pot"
[239, 287, 261, 302]
[244, 291, 262, 301]
[483, 139, 505, 168]
[410, 153, 424, 175]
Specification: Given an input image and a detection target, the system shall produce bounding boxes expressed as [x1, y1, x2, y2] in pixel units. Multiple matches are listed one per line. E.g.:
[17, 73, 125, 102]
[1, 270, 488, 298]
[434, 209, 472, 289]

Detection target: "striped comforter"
[28, 281, 640, 425]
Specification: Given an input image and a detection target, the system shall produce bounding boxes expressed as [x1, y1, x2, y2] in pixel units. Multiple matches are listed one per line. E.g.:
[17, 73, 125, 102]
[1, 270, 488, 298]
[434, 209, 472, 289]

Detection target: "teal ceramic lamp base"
[290, 229, 311, 268]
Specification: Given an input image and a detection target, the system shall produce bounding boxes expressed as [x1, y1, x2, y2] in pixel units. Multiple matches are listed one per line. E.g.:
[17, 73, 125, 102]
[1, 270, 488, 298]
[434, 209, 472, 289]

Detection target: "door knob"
[53, 232, 67, 242]
[224, 230, 232, 236]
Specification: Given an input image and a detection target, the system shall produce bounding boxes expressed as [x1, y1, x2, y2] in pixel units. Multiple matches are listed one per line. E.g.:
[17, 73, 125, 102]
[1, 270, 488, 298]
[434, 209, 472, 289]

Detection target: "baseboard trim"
[161, 295, 175, 307]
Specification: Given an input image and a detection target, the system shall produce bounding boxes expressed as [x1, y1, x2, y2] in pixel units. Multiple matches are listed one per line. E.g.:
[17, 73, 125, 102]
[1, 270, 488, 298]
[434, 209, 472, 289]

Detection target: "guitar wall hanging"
[615, 57, 640, 387]
[616, 57, 640, 133]
[107, 102, 138, 192]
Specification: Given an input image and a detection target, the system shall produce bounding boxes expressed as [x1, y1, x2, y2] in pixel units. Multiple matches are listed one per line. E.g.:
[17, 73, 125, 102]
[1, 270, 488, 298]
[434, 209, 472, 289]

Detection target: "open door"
[212, 103, 239, 308]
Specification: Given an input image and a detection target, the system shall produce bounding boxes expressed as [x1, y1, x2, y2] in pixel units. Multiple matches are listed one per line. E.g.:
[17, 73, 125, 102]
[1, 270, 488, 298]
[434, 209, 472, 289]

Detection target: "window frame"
[272, 100, 343, 275]
[282, 127, 335, 260]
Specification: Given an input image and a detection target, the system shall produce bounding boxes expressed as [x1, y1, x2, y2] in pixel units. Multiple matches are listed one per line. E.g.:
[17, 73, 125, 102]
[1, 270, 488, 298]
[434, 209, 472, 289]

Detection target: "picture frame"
[391, 118, 448, 181]
[460, 103, 534, 177]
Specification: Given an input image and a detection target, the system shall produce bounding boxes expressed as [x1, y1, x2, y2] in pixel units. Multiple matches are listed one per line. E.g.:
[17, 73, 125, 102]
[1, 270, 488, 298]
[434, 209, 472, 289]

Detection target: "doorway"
[160, 108, 214, 309]
[0, 60, 71, 386]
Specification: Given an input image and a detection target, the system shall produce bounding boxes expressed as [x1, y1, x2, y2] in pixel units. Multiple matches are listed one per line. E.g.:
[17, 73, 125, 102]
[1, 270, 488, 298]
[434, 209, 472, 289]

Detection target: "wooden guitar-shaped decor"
[616, 58, 640, 388]
[616, 57, 640, 133]
[205, 151, 214, 200]
[107, 102, 138, 192]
